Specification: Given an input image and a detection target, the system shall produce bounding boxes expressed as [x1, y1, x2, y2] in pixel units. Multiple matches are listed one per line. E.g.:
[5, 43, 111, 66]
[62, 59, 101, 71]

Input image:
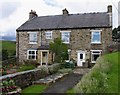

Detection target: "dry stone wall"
[0, 63, 61, 88]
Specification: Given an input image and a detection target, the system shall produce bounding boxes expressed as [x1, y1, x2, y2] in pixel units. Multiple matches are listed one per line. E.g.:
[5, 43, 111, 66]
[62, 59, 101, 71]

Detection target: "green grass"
[66, 88, 75, 93]
[74, 52, 119, 93]
[1, 40, 16, 56]
[17, 64, 36, 72]
[105, 52, 119, 92]
[21, 84, 47, 95]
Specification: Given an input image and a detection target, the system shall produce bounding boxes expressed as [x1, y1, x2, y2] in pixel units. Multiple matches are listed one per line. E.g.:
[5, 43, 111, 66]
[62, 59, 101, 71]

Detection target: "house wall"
[16, 27, 112, 63]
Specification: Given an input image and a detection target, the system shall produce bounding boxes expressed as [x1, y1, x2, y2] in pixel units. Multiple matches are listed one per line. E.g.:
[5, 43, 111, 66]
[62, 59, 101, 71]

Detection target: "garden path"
[42, 73, 83, 93]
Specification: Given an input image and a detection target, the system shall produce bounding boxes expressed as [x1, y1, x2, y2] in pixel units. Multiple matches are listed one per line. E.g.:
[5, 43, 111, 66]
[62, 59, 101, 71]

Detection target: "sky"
[0, 0, 119, 41]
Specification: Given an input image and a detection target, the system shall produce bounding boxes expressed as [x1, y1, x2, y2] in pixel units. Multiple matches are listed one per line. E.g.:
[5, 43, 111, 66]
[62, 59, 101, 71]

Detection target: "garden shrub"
[39, 66, 49, 78]
[23, 60, 39, 67]
[48, 63, 61, 74]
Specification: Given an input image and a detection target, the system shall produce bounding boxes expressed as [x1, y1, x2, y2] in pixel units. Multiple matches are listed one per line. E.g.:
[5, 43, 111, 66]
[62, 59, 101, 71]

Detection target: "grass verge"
[74, 52, 119, 93]
[21, 84, 47, 95]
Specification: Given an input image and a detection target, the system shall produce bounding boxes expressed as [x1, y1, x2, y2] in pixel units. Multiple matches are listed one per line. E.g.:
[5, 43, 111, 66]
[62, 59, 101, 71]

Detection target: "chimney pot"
[29, 10, 38, 20]
[107, 5, 112, 13]
[62, 8, 69, 16]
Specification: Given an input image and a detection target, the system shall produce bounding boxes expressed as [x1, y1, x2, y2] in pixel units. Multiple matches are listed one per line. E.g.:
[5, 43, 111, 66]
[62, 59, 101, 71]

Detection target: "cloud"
[0, 0, 119, 41]
[43, 0, 62, 8]
[0, 1, 21, 19]
[1, 28, 16, 41]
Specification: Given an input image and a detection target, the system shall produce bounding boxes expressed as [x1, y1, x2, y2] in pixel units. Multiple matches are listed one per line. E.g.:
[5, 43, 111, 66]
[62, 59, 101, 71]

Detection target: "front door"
[42, 52, 48, 65]
[77, 51, 85, 66]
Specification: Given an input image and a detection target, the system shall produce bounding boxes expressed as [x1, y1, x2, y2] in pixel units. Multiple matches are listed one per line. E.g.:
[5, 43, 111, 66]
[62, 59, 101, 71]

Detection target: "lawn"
[21, 84, 47, 95]
[74, 52, 119, 93]
[17, 64, 36, 72]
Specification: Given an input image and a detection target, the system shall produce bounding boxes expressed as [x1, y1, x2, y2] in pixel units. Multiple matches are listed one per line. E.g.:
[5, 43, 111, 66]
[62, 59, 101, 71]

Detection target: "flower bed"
[1, 79, 21, 95]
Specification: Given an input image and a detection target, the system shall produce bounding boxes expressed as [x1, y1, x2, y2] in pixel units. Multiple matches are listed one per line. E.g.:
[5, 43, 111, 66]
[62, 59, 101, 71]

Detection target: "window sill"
[46, 38, 52, 40]
[91, 61, 96, 63]
[29, 42, 37, 44]
[62, 42, 70, 44]
[91, 42, 101, 44]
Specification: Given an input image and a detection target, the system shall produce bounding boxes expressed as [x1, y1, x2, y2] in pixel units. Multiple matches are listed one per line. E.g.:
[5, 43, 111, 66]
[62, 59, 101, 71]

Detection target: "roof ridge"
[37, 12, 107, 18]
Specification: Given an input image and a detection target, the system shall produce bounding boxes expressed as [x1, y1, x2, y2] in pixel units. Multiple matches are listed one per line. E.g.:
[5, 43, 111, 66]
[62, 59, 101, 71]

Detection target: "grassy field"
[1, 40, 16, 57]
[74, 52, 119, 93]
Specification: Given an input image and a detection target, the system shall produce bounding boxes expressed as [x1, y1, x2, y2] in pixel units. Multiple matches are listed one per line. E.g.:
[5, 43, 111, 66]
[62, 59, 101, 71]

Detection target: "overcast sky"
[0, 0, 119, 41]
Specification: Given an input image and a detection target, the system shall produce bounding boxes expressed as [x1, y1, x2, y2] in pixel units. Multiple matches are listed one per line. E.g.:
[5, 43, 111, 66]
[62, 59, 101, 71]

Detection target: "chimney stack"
[107, 5, 112, 26]
[29, 10, 38, 20]
[107, 5, 112, 13]
[62, 8, 69, 16]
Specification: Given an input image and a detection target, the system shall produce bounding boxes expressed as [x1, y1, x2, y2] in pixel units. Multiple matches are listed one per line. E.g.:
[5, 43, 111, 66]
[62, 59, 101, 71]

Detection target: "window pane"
[32, 51, 35, 54]
[29, 51, 32, 54]
[46, 31, 52, 39]
[29, 33, 37, 42]
[32, 55, 35, 59]
[92, 32, 100, 43]
[29, 56, 32, 59]
[93, 54, 99, 61]
[62, 32, 70, 43]
[28, 50, 37, 60]
[80, 54, 83, 59]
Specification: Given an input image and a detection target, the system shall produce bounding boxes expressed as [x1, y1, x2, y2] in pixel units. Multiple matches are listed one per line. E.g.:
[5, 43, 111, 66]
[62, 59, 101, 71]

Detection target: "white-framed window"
[27, 50, 37, 60]
[91, 50, 102, 63]
[91, 30, 101, 44]
[28, 32, 37, 44]
[45, 31, 52, 39]
[61, 31, 70, 44]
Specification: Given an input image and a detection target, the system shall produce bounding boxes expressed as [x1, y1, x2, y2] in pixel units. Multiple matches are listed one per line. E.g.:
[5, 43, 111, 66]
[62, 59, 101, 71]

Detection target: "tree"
[2, 49, 8, 61]
[49, 38, 68, 63]
[112, 25, 120, 40]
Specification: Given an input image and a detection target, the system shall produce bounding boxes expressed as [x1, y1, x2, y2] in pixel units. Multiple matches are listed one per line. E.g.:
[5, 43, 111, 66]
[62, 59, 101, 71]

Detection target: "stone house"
[16, 5, 112, 67]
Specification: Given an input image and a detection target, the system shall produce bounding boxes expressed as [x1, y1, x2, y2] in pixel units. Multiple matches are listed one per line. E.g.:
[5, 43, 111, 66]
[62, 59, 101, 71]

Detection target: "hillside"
[0, 40, 16, 57]
[74, 52, 119, 93]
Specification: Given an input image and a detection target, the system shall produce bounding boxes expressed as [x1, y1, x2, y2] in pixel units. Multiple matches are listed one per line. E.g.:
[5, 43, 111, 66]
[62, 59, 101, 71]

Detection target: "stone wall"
[16, 27, 112, 63]
[0, 63, 61, 88]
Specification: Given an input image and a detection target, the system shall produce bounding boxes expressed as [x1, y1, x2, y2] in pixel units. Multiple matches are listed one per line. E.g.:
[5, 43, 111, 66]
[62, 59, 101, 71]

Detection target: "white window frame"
[60, 31, 71, 44]
[91, 30, 101, 44]
[27, 50, 37, 60]
[45, 31, 52, 39]
[91, 50, 102, 63]
[28, 32, 37, 44]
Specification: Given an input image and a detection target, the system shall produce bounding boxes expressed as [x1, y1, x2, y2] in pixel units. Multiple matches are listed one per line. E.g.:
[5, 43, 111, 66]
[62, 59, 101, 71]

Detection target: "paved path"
[42, 73, 83, 93]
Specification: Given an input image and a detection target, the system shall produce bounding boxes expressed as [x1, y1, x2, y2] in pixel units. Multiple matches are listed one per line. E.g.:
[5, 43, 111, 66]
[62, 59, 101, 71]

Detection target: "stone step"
[33, 73, 68, 85]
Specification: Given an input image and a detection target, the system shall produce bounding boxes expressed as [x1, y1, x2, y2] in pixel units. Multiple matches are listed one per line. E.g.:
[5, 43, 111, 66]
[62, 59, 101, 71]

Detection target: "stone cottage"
[16, 5, 112, 67]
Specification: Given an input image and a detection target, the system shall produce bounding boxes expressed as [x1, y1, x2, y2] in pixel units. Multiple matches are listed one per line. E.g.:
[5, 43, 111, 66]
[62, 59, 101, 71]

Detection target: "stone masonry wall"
[17, 27, 112, 63]
[0, 63, 61, 88]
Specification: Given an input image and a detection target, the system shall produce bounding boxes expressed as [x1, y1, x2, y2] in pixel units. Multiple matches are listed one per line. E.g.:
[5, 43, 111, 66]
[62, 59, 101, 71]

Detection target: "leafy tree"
[49, 38, 68, 63]
[2, 49, 8, 61]
[112, 25, 120, 40]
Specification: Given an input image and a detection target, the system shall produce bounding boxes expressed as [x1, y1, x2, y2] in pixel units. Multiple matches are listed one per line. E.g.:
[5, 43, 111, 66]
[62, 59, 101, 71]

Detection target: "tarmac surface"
[42, 73, 83, 93]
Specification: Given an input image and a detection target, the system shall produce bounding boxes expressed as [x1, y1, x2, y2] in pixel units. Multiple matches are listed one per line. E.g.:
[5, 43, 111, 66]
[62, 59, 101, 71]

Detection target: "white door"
[77, 51, 85, 66]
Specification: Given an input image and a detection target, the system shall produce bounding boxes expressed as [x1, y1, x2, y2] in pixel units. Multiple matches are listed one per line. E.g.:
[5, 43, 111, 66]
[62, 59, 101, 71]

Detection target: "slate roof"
[17, 12, 110, 31]
[37, 45, 49, 50]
